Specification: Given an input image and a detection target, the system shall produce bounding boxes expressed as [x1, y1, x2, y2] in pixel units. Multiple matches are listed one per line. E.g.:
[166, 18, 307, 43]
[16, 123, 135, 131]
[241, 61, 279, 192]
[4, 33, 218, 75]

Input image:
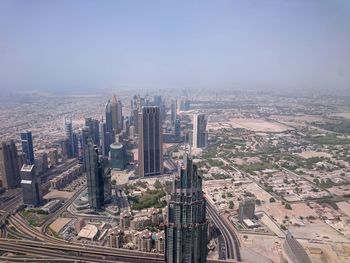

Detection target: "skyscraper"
[174, 119, 181, 141]
[21, 164, 42, 207]
[138, 106, 163, 177]
[64, 117, 75, 157]
[0, 141, 21, 189]
[166, 155, 208, 263]
[85, 117, 100, 146]
[20, 131, 35, 165]
[105, 100, 113, 133]
[111, 95, 123, 134]
[84, 139, 105, 211]
[170, 99, 177, 125]
[192, 113, 208, 149]
[154, 95, 162, 107]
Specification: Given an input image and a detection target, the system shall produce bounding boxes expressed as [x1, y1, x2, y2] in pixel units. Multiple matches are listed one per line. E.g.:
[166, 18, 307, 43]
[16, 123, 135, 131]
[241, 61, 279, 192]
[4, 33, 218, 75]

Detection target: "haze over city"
[0, 0, 349, 94]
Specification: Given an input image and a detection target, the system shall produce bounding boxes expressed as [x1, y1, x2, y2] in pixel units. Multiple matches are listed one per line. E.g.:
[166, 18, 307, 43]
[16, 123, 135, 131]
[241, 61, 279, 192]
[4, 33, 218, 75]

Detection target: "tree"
[154, 179, 162, 190]
[269, 197, 276, 203]
[285, 203, 292, 210]
[228, 201, 234, 209]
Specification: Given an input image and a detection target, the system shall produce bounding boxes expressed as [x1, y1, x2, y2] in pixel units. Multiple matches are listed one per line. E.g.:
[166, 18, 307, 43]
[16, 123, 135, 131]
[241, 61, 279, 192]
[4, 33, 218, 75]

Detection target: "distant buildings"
[110, 142, 128, 170]
[64, 117, 75, 157]
[166, 155, 208, 263]
[238, 198, 256, 223]
[20, 131, 35, 165]
[21, 164, 42, 207]
[84, 139, 105, 211]
[0, 140, 21, 189]
[138, 106, 163, 177]
[192, 113, 208, 149]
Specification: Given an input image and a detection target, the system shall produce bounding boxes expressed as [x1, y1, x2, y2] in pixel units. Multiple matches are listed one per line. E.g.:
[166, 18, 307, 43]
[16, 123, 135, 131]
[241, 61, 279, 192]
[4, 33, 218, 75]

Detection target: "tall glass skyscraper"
[64, 117, 75, 157]
[165, 155, 208, 263]
[21, 131, 35, 165]
[84, 139, 104, 211]
[0, 140, 21, 189]
[138, 106, 163, 177]
[192, 113, 208, 149]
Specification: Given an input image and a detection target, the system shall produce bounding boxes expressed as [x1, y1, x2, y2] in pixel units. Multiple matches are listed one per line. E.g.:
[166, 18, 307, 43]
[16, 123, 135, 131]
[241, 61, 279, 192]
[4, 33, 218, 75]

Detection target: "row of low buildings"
[49, 164, 83, 190]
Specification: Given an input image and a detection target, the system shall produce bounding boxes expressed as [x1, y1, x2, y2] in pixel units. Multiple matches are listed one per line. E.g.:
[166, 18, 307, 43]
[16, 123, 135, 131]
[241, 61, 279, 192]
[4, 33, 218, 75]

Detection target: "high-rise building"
[20, 131, 35, 165]
[0, 141, 21, 189]
[99, 121, 108, 156]
[154, 95, 162, 107]
[138, 106, 163, 177]
[111, 95, 123, 134]
[165, 155, 208, 263]
[110, 142, 128, 170]
[192, 113, 208, 149]
[170, 100, 177, 125]
[85, 117, 100, 146]
[238, 198, 255, 223]
[84, 139, 105, 211]
[64, 117, 75, 157]
[21, 164, 42, 207]
[174, 119, 181, 141]
[105, 100, 113, 133]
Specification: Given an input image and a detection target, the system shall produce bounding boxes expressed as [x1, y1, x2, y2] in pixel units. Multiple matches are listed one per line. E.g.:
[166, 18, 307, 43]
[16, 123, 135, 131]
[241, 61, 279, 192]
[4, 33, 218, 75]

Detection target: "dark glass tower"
[84, 139, 104, 211]
[0, 140, 21, 189]
[165, 155, 208, 263]
[20, 131, 35, 165]
[138, 106, 163, 177]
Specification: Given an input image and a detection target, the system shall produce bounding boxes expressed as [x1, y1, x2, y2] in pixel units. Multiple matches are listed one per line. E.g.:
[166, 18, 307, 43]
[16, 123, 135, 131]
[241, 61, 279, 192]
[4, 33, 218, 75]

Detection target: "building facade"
[192, 113, 207, 149]
[84, 139, 105, 211]
[0, 141, 21, 189]
[165, 155, 208, 263]
[21, 164, 42, 207]
[138, 106, 163, 177]
[21, 131, 35, 165]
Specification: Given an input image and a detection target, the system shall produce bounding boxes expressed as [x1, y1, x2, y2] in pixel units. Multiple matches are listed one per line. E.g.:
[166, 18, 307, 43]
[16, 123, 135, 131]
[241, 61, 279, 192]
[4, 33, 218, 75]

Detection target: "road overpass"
[206, 198, 241, 261]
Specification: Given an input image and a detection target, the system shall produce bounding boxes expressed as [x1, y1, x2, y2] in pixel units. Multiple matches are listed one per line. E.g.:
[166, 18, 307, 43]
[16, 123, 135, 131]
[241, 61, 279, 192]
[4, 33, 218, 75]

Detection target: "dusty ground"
[298, 151, 332, 159]
[338, 201, 350, 217]
[228, 118, 292, 132]
[331, 112, 350, 119]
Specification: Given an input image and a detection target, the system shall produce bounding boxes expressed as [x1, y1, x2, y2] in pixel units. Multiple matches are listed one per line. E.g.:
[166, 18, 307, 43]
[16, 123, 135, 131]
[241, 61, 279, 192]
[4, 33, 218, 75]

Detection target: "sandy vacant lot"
[228, 118, 292, 132]
[298, 151, 332, 159]
[331, 112, 350, 119]
[338, 201, 350, 217]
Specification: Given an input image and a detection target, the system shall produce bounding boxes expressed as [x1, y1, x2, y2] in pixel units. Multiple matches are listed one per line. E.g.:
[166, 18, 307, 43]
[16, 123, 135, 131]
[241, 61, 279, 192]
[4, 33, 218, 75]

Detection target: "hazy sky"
[0, 0, 349, 93]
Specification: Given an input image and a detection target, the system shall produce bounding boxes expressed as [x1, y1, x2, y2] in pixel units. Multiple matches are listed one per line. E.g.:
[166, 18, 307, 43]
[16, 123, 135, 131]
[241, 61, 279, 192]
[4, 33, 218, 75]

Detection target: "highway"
[206, 199, 241, 261]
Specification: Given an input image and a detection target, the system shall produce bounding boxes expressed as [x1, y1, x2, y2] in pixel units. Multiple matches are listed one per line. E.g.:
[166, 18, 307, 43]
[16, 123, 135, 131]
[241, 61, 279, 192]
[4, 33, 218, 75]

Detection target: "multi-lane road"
[207, 198, 241, 261]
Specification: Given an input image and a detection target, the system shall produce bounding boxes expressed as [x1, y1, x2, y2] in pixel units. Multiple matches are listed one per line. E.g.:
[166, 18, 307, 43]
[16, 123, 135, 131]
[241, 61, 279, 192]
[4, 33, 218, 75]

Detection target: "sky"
[0, 0, 349, 93]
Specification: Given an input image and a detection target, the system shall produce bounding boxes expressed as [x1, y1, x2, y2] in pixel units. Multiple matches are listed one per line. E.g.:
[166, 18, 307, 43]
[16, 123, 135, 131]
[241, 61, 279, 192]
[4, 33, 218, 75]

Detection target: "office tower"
[105, 100, 113, 133]
[192, 113, 208, 149]
[170, 99, 177, 125]
[21, 164, 42, 207]
[174, 119, 181, 141]
[0, 141, 21, 189]
[20, 131, 35, 165]
[64, 117, 75, 157]
[284, 231, 312, 263]
[138, 106, 163, 177]
[165, 155, 208, 263]
[85, 118, 100, 146]
[154, 95, 162, 107]
[238, 198, 255, 223]
[99, 121, 109, 157]
[84, 139, 105, 211]
[111, 95, 123, 134]
[179, 96, 190, 111]
[81, 126, 90, 170]
[110, 142, 128, 170]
